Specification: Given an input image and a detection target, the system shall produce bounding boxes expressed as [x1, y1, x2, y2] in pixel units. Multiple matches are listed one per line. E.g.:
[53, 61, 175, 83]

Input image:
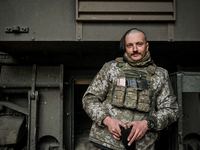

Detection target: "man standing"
[82, 28, 179, 150]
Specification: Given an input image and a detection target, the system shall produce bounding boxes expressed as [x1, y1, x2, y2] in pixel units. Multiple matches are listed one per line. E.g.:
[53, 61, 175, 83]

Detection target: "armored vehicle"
[0, 0, 200, 150]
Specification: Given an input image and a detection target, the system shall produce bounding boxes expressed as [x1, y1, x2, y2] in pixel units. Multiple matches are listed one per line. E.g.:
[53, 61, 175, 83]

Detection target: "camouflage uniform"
[82, 59, 179, 150]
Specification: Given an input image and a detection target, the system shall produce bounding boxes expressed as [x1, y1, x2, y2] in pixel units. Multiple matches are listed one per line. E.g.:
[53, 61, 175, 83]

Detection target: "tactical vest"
[107, 57, 156, 113]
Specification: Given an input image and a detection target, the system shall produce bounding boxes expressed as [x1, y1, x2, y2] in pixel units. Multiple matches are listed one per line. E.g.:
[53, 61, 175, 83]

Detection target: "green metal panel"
[0, 65, 64, 150]
[0, 0, 75, 41]
[170, 72, 200, 150]
[0, 116, 26, 145]
[77, 0, 176, 21]
[0, 0, 200, 41]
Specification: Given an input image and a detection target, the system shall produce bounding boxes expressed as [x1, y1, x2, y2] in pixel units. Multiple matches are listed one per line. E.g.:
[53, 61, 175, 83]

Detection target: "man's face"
[125, 32, 149, 61]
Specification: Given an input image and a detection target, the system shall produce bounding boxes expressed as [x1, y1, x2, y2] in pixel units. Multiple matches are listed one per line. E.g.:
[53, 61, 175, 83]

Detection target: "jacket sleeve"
[151, 70, 179, 131]
[82, 62, 112, 127]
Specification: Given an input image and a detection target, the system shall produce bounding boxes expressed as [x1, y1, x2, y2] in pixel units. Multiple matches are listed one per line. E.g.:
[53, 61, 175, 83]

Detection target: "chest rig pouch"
[111, 57, 156, 113]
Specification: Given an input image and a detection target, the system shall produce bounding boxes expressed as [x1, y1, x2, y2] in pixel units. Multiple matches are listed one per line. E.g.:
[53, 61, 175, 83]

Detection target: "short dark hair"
[120, 28, 147, 51]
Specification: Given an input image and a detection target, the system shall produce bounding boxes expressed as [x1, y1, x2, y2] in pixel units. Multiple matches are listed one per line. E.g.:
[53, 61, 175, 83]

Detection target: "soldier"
[82, 28, 179, 150]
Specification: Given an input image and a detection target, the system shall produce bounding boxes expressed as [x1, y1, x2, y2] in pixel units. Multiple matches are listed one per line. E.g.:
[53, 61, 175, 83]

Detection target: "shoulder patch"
[115, 57, 126, 68]
[115, 57, 124, 63]
[147, 64, 157, 75]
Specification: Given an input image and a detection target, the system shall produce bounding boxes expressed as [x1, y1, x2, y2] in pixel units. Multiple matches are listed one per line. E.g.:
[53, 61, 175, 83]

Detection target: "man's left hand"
[126, 120, 148, 146]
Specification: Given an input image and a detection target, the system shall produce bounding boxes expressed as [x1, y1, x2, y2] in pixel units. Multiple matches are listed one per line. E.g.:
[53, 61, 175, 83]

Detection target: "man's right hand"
[103, 116, 127, 140]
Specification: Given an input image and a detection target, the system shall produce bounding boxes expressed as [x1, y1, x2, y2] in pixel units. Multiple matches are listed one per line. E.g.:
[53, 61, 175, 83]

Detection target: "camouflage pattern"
[137, 90, 151, 112]
[124, 87, 137, 109]
[112, 85, 126, 107]
[82, 60, 179, 150]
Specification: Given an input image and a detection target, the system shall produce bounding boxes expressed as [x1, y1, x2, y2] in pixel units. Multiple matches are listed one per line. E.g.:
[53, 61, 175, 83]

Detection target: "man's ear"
[146, 42, 149, 51]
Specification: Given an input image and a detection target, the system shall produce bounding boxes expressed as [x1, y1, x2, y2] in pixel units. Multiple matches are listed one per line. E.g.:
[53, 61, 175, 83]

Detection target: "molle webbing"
[107, 57, 157, 112]
[115, 57, 156, 83]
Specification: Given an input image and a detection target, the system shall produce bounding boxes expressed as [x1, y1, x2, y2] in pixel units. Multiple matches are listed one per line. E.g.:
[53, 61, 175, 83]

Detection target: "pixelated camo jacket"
[82, 60, 179, 150]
